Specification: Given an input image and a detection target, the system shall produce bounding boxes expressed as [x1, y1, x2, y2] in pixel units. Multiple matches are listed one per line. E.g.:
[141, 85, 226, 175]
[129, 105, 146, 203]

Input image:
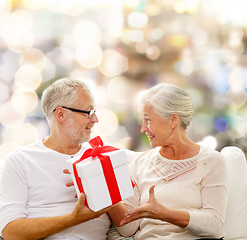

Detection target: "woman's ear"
[170, 113, 179, 129]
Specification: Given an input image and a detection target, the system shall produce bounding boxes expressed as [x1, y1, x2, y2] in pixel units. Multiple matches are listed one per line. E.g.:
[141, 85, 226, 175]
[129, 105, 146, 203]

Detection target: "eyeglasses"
[60, 106, 96, 119]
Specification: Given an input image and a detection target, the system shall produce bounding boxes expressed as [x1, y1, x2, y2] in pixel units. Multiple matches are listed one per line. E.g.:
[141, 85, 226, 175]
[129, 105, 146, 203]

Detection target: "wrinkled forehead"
[140, 103, 154, 115]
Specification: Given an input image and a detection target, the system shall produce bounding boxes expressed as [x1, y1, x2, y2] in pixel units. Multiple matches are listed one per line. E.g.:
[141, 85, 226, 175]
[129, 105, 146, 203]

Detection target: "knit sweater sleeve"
[185, 150, 228, 238]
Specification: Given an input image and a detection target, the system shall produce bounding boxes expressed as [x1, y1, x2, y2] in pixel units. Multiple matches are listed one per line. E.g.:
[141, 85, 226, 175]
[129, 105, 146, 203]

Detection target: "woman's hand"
[120, 185, 190, 228]
[120, 185, 168, 226]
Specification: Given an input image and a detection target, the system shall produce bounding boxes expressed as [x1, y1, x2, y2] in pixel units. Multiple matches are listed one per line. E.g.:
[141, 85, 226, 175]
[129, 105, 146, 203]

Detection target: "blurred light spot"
[94, 86, 110, 108]
[176, 48, 194, 75]
[123, 0, 140, 8]
[98, 50, 128, 77]
[135, 40, 149, 54]
[174, 0, 199, 14]
[0, 82, 9, 104]
[146, 45, 160, 61]
[55, 0, 85, 16]
[229, 116, 247, 138]
[187, 88, 203, 110]
[207, 64, 229, 94]
[216, 0, 247, 27]
[73, 20, 102, 46]
[104, 5, 124, 38]
[135, 90, 147, 109]
[197, 135, 217, 149]
[191, 29, 208, 46]
[128, 12, 148, 28]
[75, 45, 103, 68]
[228, 29, 243, 48]
[42, 59, 56, 82]
[46, 47, 74, 69]
[228, 67, 245, 93]
[0, 10, 34, 52]
[167, 34, 189, 48]
[15, 64, 42, 91]
[191, 113, 214, 136]
[145, 3, 162, 16]
[22, 0, 44, 9]
[214, 117, 228, 132]
[116, 137, 133, 149]
[0, 50, 20, 82]
[12, 122, 39, 146]
[0, 0, 11, 16]
[19, 48, 47, 71]
[128, 30, 144, 43]
[45, 0, 123, 9]
[11, 90, 38, 113]
[0, 142, 19, 160]
[226, 89, 247, 108]
[0, 11, 33, 37]
[0, 102, 25, 128]
[148, 28, 164, 42]
[6, 33, 34, 53]
[93, 109, 118, 137]
[107, 77, 130, 104]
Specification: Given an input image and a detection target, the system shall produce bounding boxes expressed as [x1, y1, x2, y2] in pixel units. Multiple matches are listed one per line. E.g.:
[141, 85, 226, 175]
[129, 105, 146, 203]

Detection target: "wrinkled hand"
[64, 169, 112, 222]
[72, 192, 111, 223]
[120, 185, 167, 226]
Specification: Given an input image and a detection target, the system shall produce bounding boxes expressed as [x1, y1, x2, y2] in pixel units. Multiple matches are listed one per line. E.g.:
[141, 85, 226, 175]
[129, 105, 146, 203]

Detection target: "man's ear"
[54, 107, 65, 123]
[170, 113, 179, 129]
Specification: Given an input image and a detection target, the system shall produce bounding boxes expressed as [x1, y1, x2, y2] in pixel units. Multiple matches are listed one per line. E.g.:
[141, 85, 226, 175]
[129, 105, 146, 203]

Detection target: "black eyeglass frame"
[57, 106, 96, 119]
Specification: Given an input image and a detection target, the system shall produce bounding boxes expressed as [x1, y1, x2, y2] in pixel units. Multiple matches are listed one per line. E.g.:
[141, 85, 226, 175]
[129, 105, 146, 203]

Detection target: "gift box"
[67, 136, 134, 212]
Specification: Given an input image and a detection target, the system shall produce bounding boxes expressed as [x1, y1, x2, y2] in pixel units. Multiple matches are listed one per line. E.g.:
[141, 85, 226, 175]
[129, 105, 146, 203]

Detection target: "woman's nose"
[140, 122, 147, 133]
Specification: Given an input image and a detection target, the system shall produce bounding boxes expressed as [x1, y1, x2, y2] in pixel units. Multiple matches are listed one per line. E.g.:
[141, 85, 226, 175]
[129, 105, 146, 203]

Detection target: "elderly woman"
[116, 83, 228, 240]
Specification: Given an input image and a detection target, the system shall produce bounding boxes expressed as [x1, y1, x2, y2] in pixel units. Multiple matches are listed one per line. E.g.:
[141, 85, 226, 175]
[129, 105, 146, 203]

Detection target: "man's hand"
[63, 168, 77, 198]
[71, 193, 111, 223]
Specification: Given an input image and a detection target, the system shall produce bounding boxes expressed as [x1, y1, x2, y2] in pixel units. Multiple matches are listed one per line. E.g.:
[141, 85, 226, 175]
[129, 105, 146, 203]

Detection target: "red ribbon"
[72, 136, 122, 208]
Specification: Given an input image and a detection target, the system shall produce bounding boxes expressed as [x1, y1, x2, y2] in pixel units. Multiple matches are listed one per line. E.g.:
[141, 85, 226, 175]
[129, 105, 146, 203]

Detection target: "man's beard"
[65, 118, 91, 144]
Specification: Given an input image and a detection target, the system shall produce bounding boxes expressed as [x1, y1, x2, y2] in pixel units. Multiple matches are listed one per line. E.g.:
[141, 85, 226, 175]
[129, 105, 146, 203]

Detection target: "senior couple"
[0, 78, 227, 240]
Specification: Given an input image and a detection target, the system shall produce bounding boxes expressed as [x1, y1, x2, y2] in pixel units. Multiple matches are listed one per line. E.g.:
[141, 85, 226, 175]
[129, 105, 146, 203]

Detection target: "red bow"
[72, 136, 122, 208]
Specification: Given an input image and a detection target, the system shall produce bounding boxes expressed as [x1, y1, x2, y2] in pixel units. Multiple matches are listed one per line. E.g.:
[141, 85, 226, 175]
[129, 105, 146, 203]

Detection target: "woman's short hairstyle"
[140, 83, 193, 129]
[41, 78, 92, 121]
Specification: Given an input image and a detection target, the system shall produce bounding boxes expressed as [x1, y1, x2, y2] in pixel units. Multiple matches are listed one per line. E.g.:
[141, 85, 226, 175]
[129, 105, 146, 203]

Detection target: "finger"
[63, 169, 71, 174]
[97, 205, 112, 215]
[66, 182, 74, 187]
[148, 185, 155, 201]
[120, 213, 142, 225]
[126, 207, 143, 216]
[78, 193, 86, 204]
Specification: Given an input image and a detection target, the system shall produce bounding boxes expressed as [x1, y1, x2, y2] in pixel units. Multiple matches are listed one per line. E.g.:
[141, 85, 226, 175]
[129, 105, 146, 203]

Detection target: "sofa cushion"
[220, 146, 247, 240]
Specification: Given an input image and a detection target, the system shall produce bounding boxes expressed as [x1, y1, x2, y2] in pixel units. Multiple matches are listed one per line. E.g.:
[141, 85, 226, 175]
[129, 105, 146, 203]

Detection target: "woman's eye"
[145, 118, 151, 123]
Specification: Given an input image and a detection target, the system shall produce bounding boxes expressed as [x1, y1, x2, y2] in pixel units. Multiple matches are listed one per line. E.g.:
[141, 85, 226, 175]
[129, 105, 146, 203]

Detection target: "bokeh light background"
[1, 0, 247, 166]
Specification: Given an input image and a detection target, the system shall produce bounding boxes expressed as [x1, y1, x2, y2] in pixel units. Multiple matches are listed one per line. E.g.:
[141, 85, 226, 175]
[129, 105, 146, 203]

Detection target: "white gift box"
[67, 148, 134, 212]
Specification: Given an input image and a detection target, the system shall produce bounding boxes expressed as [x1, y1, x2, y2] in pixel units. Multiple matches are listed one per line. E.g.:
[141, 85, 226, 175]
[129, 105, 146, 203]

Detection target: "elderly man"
[0, 78, 130, 240]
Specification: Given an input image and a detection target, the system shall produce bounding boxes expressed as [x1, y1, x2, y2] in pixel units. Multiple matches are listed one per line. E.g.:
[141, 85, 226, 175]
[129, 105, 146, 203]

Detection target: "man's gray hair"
[140, 83, 193, 129]
[41, 78, 92, 121]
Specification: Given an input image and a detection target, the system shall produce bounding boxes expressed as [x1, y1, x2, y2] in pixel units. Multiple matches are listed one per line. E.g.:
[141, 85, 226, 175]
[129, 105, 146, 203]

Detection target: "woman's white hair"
[140, 83, 193, 129]
[41, 78, 92, 122]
